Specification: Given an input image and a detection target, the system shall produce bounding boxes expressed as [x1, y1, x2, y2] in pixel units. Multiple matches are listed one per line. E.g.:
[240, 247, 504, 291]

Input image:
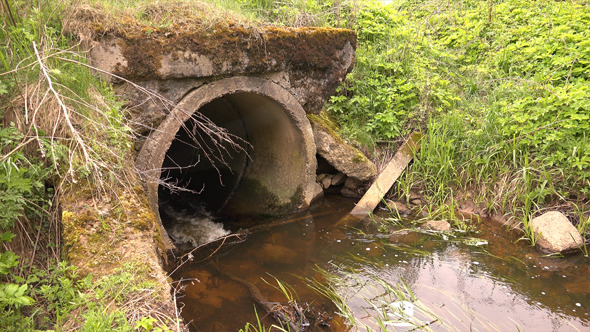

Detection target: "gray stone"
[331, 172, 347, 186]
[344, 177, 363, 190]
[341, 177, 366, 198]
[310, 120, 377, 181]
[341, 187, 362, 199]
[389, 229, 422, 246]
[316, 173, 329, 182]
[422, 220, 451, 232]
[531, 211, 584, 254]
[409, 192, 423, 205]
[321, 175, 333, 189]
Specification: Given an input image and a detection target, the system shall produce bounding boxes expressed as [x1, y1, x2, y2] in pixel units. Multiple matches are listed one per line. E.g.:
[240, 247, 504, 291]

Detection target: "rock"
[422, 220, 451, 232]
[316, 173, 329, 182]
[389, 229, 422, 246]
[341, 187, 361, 198]
[331, 172, 347, 186]
[310, 119, 377, 181]
[321, 175, 333, 189]
[340, 177, 366, 198]
[531, 211, 584, 254]
[409, 192, 423, 205]
[344, 177, 363, 190]
[308, 182, 324, 205]
[385, 200, 411, 215]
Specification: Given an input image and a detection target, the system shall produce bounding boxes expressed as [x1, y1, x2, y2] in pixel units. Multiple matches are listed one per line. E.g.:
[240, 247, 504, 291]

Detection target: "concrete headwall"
[78, 6, 356, 247]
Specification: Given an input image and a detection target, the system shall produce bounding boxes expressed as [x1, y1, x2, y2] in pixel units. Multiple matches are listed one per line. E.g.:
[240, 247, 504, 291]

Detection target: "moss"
[68, 2, 356, 80]
[308, 113, 345, 144]
[224, 178, 304, 218]
[59, 175, 168, 278]
[290, 185, 305, 207]
[352, 152, 367, 163]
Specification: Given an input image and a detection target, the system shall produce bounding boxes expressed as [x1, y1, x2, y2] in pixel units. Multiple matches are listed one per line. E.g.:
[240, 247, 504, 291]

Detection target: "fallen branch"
[212, 263, 302, 332]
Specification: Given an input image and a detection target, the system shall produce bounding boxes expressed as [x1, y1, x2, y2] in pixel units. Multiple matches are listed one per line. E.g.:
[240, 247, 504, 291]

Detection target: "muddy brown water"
[167, 195, 590, 331]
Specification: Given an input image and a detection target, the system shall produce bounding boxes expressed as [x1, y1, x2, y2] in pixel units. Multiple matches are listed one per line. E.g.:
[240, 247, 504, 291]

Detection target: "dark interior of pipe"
[158, 96, 248, 225]
[157, 91, 307, 229]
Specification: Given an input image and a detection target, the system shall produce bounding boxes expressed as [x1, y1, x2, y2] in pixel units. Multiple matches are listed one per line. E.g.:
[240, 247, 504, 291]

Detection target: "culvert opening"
[156, 91, 313, 247]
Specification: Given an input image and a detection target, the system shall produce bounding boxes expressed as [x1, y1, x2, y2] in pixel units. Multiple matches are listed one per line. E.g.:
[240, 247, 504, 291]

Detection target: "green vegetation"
[1, 0, 173, 330]
[229, 0, 589, 241]
[326, 0, 589, 214]
[1, 0, 589, 330]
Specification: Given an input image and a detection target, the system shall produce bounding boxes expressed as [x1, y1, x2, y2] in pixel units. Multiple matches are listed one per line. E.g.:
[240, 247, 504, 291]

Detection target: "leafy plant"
[322, 0, 589, 242]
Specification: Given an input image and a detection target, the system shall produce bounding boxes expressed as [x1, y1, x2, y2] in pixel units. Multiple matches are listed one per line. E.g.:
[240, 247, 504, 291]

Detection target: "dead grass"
[65, 0, 264, 41]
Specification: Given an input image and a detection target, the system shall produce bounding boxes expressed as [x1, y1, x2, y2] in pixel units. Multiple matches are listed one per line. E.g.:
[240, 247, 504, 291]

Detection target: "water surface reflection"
[169, 195, 589, 331]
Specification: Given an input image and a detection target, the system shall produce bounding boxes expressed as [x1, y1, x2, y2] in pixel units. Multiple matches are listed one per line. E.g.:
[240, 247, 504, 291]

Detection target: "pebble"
[576, 303, 581, 307]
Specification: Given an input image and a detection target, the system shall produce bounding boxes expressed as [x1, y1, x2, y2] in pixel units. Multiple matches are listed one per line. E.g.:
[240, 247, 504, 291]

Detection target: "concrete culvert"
[136, 77, 318, 248]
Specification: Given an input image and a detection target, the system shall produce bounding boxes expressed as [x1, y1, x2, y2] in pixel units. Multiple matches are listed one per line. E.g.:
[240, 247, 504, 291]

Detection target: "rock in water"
[385, 200, 411, 216]
[531, 211, 583, 254]
[331, 172, 347, 186]
[422, 220, 451, 232]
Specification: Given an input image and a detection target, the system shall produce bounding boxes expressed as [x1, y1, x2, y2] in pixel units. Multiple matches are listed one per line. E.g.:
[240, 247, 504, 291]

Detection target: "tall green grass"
[319, 0, 590, 241]
[1, 0, 174, 330]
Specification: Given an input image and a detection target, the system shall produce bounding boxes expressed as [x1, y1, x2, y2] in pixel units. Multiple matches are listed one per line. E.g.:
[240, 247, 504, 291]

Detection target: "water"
[167, 195, 590, 331]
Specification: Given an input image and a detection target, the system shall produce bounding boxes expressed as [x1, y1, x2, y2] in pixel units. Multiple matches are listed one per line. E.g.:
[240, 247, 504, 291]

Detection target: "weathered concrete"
[135, 77, 318, 245]
[76, 6, 357, 247]
[310, 117, 377, 181]
[86, 26, 356, 129]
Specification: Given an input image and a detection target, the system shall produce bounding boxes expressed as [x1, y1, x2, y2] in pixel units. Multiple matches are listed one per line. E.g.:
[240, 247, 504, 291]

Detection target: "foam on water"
[162, 205, 230, 247]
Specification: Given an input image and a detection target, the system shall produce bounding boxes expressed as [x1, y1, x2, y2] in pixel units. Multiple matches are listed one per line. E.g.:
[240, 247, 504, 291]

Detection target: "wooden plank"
[350, 132, 422, 217]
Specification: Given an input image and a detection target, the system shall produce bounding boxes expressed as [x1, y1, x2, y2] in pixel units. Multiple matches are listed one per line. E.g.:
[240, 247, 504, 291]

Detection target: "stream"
[167, 195, 590, 331]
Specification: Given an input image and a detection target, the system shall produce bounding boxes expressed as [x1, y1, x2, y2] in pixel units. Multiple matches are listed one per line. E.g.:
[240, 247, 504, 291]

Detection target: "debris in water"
[462, 237, 488, 246]
[385, 301, 417, 327]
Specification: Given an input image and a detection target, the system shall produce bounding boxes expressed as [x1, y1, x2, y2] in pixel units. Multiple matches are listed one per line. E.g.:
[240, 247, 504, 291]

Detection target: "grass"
[239, 306, 288, 332]
[316, 0, 590, 243]
[0, 0, 221, 330]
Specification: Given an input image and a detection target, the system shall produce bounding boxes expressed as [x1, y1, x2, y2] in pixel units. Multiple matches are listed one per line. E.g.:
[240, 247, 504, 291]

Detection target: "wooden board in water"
[350, 132, 422, 217]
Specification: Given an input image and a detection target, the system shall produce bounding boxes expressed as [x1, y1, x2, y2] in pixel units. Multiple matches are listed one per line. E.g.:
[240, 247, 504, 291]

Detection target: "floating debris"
[462, 237, 488, 246]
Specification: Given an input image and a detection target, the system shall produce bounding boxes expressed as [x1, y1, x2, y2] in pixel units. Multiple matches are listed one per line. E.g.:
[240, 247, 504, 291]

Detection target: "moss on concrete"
[352, 152, 367, 163]
[67, 1, 356, 80]
[60, 176, 167, 282]
[308, 113, 345, 144]
[223, 178, 304, 218]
